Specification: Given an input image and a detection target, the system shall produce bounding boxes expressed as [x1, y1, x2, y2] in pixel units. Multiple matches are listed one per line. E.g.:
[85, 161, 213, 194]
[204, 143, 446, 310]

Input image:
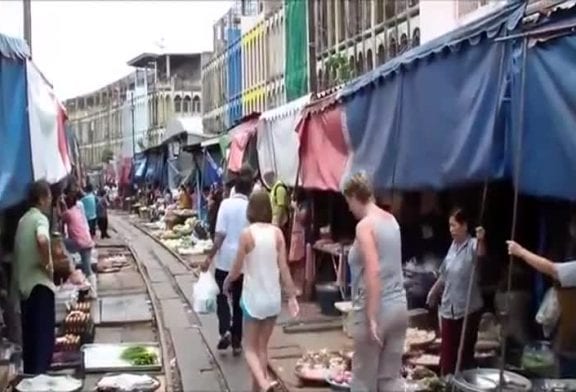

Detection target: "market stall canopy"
[227, 114, 260, 173]
[508, 5, 576, 201]
[257, 94, 311, 187]
[340, 0, 524, 191]
[297, 93, 348, 192]
[0, 34, 32, 209]
[163, 116, 208, 146]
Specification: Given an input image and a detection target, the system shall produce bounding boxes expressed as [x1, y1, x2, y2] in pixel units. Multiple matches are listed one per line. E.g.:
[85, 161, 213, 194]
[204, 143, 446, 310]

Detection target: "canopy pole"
[497, 36, 528, 391]
[451, 37, 508, 391]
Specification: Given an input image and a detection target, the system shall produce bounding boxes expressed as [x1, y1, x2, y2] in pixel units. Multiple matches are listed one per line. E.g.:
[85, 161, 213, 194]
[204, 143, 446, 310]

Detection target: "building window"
[389, 35, 397, 58]
[357, 52, 364, 75]
[318, 69, 324, 91]
[412, 28, 420, 48]
[174, 96, 182, 113]
[192, 96, 201, 113]
[367, 49, 374, 71]
[338, 0, 346, 43]
[457, 0, 489, 18]
[183, 96, 192, 113]
[376, 0, 385, 24]
[400, 33, 408, 54]
[349, 55, 355, 78]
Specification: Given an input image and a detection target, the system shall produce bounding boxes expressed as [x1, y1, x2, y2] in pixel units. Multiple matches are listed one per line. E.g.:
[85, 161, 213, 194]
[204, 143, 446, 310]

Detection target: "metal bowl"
[452, 368, 532, 392]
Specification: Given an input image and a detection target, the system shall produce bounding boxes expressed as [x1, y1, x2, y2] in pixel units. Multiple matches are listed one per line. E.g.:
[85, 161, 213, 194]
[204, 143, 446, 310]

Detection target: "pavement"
[110, 213, 351, 392]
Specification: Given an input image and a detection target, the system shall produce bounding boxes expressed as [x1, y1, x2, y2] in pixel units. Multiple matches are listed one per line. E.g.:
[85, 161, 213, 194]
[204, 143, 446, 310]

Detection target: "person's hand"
[201, 256, 212, 272]
[369, 318, 383, 346]
[475, 226, 486, 241]
[507, 240, 525, 259]
[223, 276, 232, 297]
[288, 297, 300, 318]
[426, 291, 439, 308]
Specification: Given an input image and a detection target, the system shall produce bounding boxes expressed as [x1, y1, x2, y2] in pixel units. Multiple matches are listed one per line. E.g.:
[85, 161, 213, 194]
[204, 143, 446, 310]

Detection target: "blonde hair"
[342, 172, 373, 204]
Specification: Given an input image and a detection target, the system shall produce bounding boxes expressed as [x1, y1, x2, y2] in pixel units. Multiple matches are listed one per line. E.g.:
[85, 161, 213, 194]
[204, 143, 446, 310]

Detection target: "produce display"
[408, 354, 440, 368]
[96, 374, 160, 392]
[16, 375, 82, 392]
[326, 369, 352, 389]
[71, 301, 91, 313]
[97, 255, 130, 273]
[295, 350, 351, 381]
[150, 217, 213, 255]
[64, 310, 91, 334]
[405, 328, 436, 348]
[55, 334, 81, 352]
[121, 346, 159, 366]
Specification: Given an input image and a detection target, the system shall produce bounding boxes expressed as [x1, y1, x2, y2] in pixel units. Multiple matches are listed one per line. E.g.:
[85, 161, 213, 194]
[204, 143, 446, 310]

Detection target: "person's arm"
[276, 227, 298, 297]
[203, 203, 227, 269]
[356, 220, 381, 323]
[475, 226, 487, 258]
[508, 241, 558, 280]
[36, 219, 51, 269]
[226, 229, 249, 283]
[274, 186, 288, 225]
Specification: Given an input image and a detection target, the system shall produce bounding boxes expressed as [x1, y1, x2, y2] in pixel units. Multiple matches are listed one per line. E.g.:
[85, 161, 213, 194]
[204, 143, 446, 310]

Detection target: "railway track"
[112, 214, 290, 392]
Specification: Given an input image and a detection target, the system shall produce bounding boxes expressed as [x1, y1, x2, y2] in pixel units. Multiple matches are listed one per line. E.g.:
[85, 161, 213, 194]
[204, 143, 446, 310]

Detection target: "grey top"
[348, 215, 406, 310]
[556, 261, 576, 288]
[439, 237, 483, 319]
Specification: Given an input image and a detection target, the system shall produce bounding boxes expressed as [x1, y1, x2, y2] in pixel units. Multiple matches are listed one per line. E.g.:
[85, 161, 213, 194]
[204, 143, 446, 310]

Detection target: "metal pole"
[131, 91, 136, 157]
[23, 0, 32, 55]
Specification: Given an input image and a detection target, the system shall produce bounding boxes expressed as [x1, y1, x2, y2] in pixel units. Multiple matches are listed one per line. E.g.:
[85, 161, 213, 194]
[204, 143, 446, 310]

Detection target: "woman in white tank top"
[224, 190, 299, 392]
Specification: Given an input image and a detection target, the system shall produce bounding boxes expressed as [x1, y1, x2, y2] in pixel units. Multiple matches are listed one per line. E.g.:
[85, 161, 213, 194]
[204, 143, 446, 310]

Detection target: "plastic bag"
[193, 272, 220, 314]
[535, 288, 559, 338]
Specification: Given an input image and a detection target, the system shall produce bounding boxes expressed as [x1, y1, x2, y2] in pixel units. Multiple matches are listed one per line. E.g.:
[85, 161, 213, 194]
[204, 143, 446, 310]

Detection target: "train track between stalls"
[113, 214, 290, 392]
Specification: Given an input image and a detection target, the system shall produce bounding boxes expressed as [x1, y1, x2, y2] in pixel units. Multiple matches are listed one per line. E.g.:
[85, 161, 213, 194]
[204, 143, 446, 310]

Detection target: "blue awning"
[509, 8, 576, 201]
[133, 154, 148, 182]
[341, 1, 525, 191]
[0, 34, 32, 210]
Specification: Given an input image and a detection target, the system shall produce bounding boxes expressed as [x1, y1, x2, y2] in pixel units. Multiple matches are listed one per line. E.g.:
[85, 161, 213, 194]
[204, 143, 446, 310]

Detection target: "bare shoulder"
[355, 218, 372, 236]
[240, 227, 255, 249]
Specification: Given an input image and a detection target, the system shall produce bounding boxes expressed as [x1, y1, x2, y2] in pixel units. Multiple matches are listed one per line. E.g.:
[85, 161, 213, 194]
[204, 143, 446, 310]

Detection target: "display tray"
[95, 373, 161, 392]
[51, 351, 82, 371]
[11, 374, 83, 392]
[82, 343, 162, 373]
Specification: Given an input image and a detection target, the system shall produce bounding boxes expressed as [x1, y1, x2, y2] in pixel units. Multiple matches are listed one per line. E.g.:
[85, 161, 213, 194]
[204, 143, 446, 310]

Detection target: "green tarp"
[284, 0, 308, 101]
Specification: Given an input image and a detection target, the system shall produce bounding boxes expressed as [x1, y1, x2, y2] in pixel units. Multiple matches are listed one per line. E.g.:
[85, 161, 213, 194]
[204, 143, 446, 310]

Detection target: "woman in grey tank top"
[343, 173, 408, 392]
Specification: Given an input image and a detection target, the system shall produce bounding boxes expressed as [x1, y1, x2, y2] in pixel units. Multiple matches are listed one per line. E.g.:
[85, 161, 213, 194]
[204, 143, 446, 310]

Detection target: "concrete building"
[67, 51, 209, 168]
[202, 0, 283, 134]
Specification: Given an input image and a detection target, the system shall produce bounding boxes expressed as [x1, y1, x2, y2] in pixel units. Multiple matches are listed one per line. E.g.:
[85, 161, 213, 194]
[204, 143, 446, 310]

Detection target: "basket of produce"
[295, 350, 350, 384]
[405, 328, 436, 350]
[55, 334, 81, 352]
[96, 373, 161, 392]
[326, 370, 352, 391]
[64, 310, 91, 334]
[407, 354, 441, 371]
[13, 374, 83, 392]
[71, 301, 91, 313]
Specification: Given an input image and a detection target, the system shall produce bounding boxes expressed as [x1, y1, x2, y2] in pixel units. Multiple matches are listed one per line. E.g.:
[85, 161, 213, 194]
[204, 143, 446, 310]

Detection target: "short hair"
[450, 207, 469, 226]
[235, 165, 254, 196]
[342, 172, 373, 204]
[28, 180, 51, 206]
[85, 183, 94, 193]
[247, 190, 272, 223]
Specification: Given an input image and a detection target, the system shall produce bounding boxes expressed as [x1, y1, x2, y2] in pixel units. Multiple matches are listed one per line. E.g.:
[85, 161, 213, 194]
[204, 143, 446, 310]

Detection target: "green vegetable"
[121, 346, 157, 366]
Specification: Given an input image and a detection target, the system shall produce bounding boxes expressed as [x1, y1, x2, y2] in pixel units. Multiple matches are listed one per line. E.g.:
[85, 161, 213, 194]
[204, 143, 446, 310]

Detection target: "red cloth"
[440, 311, 481, 376]
[227, 118, 258, 172]
[297, 102, 348, 191]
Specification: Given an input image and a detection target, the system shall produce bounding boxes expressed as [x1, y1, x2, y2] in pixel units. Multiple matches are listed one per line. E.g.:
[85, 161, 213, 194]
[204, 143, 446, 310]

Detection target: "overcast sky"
[0, 0, 232, 99]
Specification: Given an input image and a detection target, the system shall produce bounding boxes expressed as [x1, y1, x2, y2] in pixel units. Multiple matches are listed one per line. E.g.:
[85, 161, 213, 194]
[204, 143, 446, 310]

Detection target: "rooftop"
[126, 51, 210, 68]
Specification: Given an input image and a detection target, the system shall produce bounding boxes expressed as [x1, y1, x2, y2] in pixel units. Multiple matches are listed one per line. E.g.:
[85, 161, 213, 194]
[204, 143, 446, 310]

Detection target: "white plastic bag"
[536, 288, 559, 337]
[193, 272, 220, 314]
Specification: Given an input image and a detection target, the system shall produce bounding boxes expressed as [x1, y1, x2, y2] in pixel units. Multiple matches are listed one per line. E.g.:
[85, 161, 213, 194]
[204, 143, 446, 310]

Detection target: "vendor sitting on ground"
[13, 180, 55, 374]
[507, 240, 576, 378]
[177, 184, 192, 210]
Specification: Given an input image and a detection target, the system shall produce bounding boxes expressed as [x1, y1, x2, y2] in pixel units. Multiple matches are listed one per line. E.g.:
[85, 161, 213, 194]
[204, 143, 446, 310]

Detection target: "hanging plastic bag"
[193, 272, 220, 314]
[535, 287, 559, 338]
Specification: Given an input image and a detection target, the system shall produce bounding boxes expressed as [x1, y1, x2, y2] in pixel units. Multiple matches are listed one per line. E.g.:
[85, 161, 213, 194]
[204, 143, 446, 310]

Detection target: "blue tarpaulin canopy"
[0, 34, 33, 210]
[133, 153, 147, 183]
[341, 0, 525, 191]
[509, 8, 576, 201]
